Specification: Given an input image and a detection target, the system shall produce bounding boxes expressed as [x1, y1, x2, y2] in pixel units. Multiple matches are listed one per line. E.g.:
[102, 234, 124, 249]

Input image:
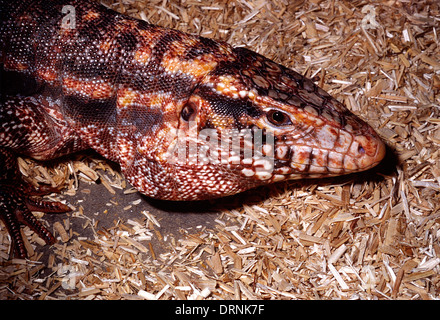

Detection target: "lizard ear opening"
[181, 102, 197, 122]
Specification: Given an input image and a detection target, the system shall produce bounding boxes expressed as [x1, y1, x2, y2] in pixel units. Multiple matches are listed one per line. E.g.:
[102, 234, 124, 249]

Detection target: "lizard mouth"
[240, 130, 386, 182]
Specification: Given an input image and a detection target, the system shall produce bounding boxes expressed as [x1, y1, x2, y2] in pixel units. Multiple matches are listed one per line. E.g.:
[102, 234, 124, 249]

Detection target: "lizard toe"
[0, 183, 70, 258]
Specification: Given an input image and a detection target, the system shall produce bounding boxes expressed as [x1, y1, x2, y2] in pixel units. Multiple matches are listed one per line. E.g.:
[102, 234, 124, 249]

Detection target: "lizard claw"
[0, 183, 71, 259]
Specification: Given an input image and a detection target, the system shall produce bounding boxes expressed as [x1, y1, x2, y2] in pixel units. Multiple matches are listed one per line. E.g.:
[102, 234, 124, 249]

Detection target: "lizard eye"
[181, 103, 196, 122]
[267, 110, 292, 126]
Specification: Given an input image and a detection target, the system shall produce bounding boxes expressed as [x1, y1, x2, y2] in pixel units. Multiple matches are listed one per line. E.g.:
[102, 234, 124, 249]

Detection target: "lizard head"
[125, 43, 385, 200]
[164, 47, 385, 200]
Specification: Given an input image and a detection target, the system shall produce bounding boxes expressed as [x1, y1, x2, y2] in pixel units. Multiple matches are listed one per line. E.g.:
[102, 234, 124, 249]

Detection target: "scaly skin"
[0, 0, 385, 257]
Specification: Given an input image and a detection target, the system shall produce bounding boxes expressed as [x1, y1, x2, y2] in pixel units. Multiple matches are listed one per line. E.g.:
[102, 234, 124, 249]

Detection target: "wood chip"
[53, 221, 70, 243]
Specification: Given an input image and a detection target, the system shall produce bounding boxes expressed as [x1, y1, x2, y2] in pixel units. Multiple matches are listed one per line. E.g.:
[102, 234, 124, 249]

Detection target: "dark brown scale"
[274, 159, 291, 168]
[298, 88, 324, 108]
[197, 85, 262, 128]
[63, 95, 117, 125]
[184, 36, 221, 60]
[233, 47, 327, 109]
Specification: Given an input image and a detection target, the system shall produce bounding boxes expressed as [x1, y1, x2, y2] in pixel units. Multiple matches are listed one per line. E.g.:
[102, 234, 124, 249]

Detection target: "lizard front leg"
[0, 96, 79, 258]
[0, 147, 71, 258]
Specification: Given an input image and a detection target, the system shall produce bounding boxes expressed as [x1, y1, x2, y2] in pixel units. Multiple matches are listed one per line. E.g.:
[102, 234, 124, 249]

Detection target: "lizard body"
[0, 0, 385, 257]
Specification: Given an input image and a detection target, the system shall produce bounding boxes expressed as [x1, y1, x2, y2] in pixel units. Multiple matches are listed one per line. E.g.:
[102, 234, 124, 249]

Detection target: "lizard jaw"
[240, 126, 386, 183]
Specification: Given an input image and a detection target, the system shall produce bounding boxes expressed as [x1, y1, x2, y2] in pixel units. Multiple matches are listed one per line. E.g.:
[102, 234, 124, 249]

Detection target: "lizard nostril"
[358, 145, 365, 155]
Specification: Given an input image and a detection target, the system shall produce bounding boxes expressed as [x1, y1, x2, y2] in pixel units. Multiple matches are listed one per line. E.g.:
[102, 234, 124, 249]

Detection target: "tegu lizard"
[0, 0, 386, 258]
